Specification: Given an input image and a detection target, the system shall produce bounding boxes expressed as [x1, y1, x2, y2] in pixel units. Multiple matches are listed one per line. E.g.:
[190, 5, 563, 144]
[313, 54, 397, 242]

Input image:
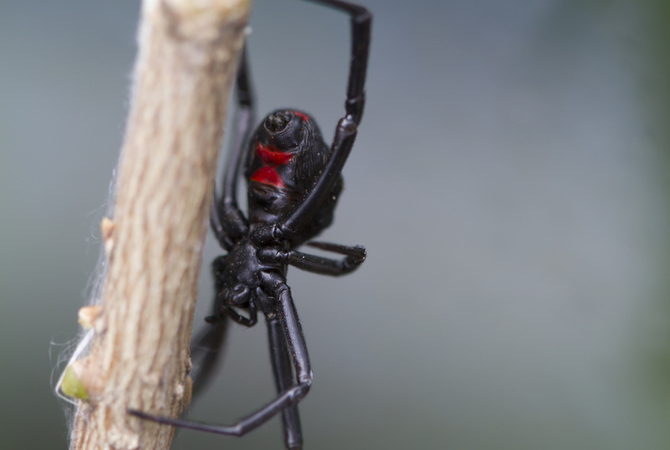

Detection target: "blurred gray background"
[3, 0, 670, 448]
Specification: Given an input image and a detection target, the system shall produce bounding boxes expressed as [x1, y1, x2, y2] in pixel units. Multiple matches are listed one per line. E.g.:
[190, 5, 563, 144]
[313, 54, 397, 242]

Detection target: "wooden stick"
[69, 0, 251, 448]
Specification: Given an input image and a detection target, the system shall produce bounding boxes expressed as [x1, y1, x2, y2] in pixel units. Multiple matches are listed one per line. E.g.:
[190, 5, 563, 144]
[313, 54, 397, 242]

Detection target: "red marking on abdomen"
[291, 111, 309, 122]
[251, 167, 284, 188]
[256, 143, 293, 165]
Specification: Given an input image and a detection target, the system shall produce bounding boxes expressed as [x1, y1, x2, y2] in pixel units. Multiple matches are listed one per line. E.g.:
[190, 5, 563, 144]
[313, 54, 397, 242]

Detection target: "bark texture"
[70, 0, 251, 448]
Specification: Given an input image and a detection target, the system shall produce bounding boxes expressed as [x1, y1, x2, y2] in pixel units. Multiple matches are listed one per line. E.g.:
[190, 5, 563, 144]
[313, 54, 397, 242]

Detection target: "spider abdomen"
[246, 110, 344, 247]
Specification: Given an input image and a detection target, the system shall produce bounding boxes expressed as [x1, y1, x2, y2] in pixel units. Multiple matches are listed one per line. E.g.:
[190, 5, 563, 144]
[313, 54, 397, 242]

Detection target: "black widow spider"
[129, 1, 371, 449]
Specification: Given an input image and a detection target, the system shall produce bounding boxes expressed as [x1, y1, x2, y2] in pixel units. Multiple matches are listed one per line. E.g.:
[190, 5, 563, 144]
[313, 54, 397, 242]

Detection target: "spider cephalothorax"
[129, 2, 371, 449]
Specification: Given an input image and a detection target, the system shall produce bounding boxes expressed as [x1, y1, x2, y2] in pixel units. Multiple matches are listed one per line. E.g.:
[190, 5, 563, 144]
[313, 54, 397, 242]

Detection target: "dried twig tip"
[78, 305, 102, 330]
[101, 217, 115, 257]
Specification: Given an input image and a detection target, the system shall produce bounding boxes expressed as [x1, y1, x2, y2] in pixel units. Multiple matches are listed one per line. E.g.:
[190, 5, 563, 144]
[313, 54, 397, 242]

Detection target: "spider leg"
[305, 0, 370, 123]
[267, 312, 303, 449]
[253, 1, 371, 245]
[209, 199, 234, 251]
[190, 302, 257, 396]
[191, 305, 257, 395]
[259, 242, 366, 276]
[189, 256, 232, 394]
[293, 242, 366, 276]
[211, 47, 255, 248]
[190, 254, 258, 395]
[128, 274, 312, 444]
[189, 315, 229, 397]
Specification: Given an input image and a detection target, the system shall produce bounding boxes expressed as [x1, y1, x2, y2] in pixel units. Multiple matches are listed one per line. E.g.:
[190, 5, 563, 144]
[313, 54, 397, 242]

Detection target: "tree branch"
[69, 0, 251, 448]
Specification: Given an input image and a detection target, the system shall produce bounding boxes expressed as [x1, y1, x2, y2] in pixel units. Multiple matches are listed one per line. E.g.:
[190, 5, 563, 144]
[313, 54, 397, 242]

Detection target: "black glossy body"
[129, 1, 371, 449]
[245, 111, 343, 247]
